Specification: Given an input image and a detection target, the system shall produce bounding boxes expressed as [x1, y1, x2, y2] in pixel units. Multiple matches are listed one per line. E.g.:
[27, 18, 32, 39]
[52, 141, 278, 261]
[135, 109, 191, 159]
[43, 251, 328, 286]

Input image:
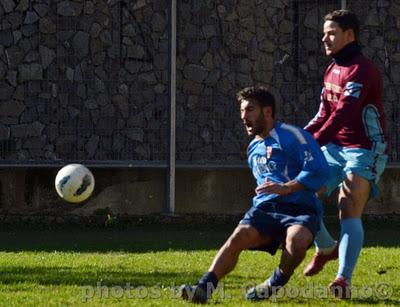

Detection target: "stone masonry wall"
[0, 0, 399, 166]
[0, 0, 170, 163]
[0, 0, 399, 216]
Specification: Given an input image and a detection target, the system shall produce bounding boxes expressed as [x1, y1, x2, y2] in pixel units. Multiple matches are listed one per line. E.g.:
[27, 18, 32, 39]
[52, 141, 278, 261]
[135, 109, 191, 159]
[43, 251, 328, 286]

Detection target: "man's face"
[322, 20, 354, 56]
[240, 99, 266, 137]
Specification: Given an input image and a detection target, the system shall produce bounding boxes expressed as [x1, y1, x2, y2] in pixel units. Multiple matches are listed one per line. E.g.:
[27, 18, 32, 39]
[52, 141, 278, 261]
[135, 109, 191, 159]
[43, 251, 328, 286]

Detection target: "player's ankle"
[316, 242, 337, 255]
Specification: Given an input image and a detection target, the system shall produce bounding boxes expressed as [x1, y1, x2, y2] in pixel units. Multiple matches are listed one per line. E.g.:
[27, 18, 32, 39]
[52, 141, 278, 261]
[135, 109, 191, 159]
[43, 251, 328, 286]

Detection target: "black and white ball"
[55, 164, 95, 203]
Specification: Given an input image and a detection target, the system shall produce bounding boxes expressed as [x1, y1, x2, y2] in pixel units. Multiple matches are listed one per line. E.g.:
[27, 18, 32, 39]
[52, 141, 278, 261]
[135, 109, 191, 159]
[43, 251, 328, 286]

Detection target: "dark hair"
[324, 9, 359, 41]
[236, 86, 276, 118]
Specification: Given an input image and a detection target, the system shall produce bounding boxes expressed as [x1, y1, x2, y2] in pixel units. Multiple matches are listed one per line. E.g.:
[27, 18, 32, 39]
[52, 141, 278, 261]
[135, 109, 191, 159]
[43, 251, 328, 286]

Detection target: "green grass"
[0, 221, 398, 306]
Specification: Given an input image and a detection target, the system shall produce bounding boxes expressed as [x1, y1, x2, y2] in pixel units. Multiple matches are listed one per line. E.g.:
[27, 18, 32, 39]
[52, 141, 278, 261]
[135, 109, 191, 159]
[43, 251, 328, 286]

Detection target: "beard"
[247, 113, 265, 136]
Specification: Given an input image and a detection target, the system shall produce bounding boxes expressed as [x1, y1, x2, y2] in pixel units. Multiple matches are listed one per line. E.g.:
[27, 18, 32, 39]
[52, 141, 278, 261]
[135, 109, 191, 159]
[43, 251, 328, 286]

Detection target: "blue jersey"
[248, 121, 330, 214]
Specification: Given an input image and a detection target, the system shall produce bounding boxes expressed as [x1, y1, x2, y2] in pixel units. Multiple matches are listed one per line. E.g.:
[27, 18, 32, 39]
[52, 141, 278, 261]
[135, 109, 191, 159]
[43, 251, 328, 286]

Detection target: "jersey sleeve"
[312, 65, 371, 146]
[304, 87, 330, 135]
[285, 129, 330, 192]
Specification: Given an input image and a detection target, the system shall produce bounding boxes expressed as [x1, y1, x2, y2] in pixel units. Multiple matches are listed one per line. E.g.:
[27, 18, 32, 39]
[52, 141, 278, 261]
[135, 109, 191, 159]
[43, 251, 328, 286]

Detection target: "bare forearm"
[256, 179, 305, 196]
[284, 180, 305, 194]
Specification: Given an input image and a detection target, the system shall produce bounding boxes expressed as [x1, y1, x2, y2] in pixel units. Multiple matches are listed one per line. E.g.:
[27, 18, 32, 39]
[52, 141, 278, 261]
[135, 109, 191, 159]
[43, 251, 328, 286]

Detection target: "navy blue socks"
[268, 267, 290, 288]
[198, 271, 218, 290]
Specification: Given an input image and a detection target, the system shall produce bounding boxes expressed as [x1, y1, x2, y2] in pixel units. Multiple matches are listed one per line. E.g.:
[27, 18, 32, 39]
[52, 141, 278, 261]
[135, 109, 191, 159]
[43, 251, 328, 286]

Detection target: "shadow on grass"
[0, 266, 252, 289]
[0, 227, 230, 253]
[0, 219, 397, 252]
[0, 265, 397, 305]
[0, 266, 204, 287]
[0, 266, 397, 305]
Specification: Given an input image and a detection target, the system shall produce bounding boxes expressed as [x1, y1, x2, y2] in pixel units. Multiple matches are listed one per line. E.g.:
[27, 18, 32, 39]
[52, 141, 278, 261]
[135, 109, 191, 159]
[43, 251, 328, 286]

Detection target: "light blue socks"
[314, 220, 336, 252]
[313, 218, 364, 282]
[337, 218, 364, 282]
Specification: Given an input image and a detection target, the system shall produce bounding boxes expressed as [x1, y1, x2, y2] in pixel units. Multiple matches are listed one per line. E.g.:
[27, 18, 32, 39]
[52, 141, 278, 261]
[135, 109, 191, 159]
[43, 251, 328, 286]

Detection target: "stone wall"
[175, 0, 400, 164]
[0, 0, 398, 166]
[0, 0, 170, 163]
[0, 0, 399, 217]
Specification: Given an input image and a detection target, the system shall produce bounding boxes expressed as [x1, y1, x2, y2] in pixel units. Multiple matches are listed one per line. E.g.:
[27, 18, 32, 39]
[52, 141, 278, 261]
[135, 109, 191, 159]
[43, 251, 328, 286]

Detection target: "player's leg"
[280, 224, 315, 275]
[330, 148, 387, 299]
[304, 144, 342, 276]
[329, 173, 369, 299]
[303, 218, 338, 276]
[181, 224, 271, 303]
[312, 144, 343, 255]
[313, 187, 337, 253]
[338, 173, 370, 219]
[208, 224, 271, 279]
[247, 224, 314, 301]
[246, 204, 320, 301]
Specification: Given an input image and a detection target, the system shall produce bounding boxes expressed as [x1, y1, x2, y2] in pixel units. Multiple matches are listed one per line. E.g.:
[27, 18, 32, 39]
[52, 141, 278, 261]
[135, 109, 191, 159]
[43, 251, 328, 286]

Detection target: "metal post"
[341, 0, 347, 9]
[168, 0, 177, 215]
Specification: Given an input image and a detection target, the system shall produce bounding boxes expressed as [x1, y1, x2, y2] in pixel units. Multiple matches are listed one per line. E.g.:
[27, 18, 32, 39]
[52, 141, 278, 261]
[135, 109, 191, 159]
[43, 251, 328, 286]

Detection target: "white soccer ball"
[55, 164, 95, 203]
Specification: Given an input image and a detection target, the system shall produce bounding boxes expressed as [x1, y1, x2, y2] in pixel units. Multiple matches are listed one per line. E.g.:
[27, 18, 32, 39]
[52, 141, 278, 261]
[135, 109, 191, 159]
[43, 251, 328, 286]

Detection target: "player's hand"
[255, 180, 291, 196]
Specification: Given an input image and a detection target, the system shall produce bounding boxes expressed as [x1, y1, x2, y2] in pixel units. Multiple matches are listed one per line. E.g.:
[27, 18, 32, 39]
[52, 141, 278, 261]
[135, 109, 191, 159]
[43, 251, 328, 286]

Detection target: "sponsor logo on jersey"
[324, 82, 342, 94]
[327, 93, 338, 102]
[344, 82, 363, 98]
[253, 155, 277, 175]
[332, 68, 341, 74]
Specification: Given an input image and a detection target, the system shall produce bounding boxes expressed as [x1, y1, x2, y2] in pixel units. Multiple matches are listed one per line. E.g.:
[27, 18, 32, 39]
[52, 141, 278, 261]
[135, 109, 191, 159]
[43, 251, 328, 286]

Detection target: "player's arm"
[292, 131, 330, 192]
[256, 129, 330, 196]
[304, 87, 330, 134]
[256, 180, 305, 195]
[255, 178, 305, 195]
[312, 67, 370, 145]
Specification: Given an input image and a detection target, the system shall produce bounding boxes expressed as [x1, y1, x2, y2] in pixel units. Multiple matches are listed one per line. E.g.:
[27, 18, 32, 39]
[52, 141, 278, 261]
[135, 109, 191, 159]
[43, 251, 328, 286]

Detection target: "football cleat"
[303, 242, 338, 276]
[245, 280, 279, 301]
[328, 276, 351, 299]
[179, 284, 209, 304]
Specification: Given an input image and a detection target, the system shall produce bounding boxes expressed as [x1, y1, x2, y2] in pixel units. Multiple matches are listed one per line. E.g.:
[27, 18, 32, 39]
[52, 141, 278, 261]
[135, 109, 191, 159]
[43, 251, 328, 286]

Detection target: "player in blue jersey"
[180, 86, 330, 303]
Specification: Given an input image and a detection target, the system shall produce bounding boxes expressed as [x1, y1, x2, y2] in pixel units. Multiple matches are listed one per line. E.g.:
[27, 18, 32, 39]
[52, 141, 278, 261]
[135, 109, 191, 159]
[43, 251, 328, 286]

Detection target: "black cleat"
[246, 280, 277, 301]
[179, 284, 209, 304]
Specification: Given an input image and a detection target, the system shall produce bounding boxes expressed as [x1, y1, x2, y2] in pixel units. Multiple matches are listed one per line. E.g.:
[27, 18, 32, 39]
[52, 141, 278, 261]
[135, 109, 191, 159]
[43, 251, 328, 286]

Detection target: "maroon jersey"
[305, 46, 386, 154]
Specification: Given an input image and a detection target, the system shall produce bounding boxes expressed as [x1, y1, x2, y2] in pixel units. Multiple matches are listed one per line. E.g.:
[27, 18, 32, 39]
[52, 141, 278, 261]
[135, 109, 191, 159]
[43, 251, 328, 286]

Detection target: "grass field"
[0, 220, 398, 306]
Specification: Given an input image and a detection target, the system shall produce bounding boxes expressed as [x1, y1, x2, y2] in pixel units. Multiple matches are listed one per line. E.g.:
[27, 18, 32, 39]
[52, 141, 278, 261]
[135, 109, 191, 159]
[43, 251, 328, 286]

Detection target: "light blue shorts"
[322, 143, 387, 198]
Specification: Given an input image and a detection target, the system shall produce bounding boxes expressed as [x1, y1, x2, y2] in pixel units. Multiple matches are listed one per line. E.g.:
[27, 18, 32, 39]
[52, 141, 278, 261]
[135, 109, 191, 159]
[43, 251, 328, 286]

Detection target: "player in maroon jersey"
[303, 9, 387, 299]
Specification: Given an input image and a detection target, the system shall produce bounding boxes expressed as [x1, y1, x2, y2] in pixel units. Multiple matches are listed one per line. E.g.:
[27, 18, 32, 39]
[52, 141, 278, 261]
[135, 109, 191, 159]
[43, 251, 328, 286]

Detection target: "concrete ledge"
[0, 168, 398, 216]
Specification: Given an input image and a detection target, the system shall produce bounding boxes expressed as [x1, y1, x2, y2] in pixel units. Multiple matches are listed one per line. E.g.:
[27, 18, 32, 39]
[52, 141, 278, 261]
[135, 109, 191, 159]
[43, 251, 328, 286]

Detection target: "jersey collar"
[332, 41, 361, 65]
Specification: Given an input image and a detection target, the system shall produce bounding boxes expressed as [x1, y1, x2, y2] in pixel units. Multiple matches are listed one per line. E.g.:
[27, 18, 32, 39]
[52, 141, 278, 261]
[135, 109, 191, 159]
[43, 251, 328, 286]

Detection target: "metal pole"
[168, 0, 177, 214]
[341, 0, 347, 9]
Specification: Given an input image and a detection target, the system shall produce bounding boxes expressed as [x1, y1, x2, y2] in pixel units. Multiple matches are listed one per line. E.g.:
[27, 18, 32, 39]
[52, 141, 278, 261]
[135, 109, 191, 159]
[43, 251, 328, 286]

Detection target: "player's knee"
[227, 225, 257, 249]
[338, 191, 364, 218]
[339, 188, 355, 206]
[339, 175, 370, 209]
[286, 229, 312, 255]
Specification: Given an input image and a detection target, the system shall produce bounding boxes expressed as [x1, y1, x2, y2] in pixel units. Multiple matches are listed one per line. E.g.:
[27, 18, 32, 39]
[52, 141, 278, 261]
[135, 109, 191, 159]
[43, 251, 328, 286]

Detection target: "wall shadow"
[0, 218, 398, 253]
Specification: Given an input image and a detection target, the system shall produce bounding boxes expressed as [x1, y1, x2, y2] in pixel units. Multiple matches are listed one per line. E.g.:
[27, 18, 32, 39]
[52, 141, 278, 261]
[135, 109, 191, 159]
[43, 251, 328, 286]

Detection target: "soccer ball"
[55, 164, 95, 203]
